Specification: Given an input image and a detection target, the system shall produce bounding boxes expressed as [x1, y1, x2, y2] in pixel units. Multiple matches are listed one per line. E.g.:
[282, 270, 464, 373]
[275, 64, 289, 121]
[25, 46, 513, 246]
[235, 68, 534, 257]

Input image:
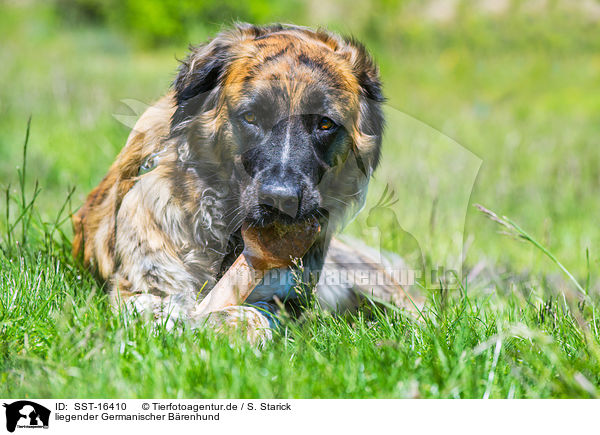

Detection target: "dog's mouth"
[244, 204, 325, 228]
[252, 204, 301, 226]
[219, 208, 325, 279]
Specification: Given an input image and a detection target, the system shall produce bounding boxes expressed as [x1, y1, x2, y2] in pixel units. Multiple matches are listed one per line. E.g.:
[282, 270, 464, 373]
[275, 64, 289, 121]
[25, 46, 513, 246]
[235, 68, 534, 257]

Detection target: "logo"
[3, 401, 50, 433]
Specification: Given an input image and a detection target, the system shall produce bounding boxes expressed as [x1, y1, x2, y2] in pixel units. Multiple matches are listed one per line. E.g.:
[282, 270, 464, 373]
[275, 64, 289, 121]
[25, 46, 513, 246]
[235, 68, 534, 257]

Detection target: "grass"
[1, 2, 600, 398]
[2, 171, 599, 397]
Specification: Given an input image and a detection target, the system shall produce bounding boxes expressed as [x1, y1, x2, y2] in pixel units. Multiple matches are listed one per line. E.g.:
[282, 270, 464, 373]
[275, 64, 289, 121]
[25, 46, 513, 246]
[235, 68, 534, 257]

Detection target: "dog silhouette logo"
[3, 401, 50, 432]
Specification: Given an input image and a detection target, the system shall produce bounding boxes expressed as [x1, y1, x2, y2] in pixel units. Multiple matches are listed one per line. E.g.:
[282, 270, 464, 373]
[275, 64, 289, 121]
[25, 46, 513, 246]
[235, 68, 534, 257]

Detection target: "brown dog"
[72, 23, 412, 343]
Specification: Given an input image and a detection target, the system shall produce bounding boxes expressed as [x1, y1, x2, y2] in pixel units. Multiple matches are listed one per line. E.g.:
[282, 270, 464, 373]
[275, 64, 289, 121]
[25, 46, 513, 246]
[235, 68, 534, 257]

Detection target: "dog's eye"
[317, 117, 335, 131]
[243, 111, 257, 124]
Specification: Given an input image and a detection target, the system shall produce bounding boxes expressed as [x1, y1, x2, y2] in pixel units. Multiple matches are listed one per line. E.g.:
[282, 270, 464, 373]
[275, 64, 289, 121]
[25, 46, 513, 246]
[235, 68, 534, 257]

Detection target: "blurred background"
[1, 0, 599, 285]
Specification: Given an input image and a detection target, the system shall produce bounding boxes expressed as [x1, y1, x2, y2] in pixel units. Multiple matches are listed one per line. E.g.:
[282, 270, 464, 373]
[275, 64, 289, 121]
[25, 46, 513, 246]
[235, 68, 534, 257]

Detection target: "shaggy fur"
[72, 23, 413, 343]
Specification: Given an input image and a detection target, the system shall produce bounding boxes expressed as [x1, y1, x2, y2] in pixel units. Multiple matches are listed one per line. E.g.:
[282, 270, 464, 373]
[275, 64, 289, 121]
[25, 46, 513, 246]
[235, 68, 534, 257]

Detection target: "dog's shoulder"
[72, 93, 176, 278]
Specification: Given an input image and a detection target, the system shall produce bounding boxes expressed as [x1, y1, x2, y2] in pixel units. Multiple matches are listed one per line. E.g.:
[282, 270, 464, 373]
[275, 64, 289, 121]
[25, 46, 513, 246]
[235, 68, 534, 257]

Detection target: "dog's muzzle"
[257, 183, 301, 218]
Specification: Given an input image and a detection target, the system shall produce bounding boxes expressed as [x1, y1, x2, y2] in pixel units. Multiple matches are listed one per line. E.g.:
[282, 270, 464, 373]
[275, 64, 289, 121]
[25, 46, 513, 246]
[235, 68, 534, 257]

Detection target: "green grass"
[1, 2, 600, 398]
[2, 183, 599, 397]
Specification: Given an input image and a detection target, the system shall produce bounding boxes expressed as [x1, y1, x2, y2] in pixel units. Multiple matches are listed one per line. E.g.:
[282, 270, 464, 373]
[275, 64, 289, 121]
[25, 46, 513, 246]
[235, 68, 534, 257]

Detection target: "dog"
[72, 23, 414, 343]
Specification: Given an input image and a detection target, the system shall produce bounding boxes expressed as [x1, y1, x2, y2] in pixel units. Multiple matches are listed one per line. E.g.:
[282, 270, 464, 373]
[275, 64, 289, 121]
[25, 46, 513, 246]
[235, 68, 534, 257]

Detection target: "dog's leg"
[110, 277, 199, 330]
[316, 237, 424, 316]
[197, 304, 276, 346]
[109, 168, 213, 329]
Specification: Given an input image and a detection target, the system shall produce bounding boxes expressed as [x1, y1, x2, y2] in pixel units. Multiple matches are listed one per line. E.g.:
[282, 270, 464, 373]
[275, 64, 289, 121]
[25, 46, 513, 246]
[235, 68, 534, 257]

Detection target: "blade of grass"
[475, 204, 587, 297]
[18, 116, 32, 246]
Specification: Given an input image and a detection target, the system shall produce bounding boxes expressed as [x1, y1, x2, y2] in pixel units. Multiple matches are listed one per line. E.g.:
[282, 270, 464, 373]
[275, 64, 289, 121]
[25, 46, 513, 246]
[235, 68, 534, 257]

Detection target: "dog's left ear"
[341, 37, 385, 172]
[171, 41, 228, 129]
[346, 38, 385, 133]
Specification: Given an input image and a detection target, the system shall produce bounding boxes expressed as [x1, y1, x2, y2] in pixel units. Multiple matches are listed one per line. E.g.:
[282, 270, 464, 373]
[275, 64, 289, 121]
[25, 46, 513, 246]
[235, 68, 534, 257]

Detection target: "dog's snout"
[258, 184, 300, 217]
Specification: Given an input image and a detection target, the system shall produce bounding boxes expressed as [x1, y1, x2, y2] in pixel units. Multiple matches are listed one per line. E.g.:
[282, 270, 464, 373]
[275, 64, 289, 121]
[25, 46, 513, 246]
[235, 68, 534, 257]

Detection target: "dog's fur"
[72, 23, 412, 342]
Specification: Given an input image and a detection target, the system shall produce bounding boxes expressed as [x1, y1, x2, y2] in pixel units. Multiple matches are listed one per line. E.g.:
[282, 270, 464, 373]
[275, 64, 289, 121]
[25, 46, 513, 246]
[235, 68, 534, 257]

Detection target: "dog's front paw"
[201, 306, 274, 346]
[201, 306, 273, 346]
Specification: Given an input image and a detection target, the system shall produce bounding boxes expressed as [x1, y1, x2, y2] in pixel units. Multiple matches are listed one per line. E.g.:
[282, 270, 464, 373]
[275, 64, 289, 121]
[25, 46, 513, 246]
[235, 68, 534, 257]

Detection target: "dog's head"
[171, 24, 384, 230]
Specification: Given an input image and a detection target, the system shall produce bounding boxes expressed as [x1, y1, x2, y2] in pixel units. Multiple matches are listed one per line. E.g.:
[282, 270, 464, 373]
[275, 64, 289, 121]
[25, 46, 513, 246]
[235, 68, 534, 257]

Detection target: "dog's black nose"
[258, 184, 300, 217]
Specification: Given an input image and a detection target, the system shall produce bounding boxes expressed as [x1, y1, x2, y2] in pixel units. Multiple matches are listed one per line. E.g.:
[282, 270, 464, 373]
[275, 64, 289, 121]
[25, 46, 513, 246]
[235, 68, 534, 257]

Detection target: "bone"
[193, 217, 321, 317]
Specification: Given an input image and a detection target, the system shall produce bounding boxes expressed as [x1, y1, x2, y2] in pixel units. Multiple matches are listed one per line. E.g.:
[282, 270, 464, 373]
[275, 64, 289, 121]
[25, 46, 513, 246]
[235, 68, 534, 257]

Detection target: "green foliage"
[53, 0, 307, 46]
[355, 3, 600, 53]
[51, 0, 600, 52]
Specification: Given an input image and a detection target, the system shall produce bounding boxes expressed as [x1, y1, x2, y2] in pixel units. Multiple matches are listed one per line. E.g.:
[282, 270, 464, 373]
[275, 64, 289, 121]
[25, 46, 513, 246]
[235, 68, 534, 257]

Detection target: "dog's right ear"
[171, 39, 231, 129]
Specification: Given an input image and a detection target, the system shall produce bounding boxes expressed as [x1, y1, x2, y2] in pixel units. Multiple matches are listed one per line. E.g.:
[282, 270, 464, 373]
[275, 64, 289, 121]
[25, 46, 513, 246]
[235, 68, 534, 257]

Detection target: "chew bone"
[193, 218, 321, 317]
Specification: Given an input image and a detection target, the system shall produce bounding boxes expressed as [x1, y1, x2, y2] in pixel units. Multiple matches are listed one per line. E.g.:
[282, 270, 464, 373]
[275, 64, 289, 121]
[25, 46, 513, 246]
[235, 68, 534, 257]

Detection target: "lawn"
[1, 2, 599, 398]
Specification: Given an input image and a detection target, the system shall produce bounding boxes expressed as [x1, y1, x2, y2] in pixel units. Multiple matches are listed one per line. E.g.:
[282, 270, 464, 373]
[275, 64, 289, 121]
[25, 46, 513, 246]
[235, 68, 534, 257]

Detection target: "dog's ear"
[346, 37, 385, 132]
[341, 37, 385, 172]
[171, 39, 232, 129]
[171, 24, 294, 130]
